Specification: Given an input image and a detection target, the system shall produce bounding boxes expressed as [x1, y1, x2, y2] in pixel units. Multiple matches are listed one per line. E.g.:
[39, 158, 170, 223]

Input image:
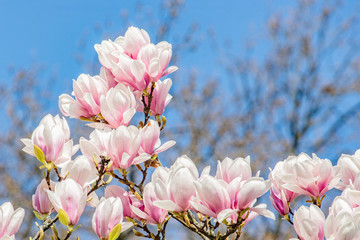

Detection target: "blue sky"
[0, 0, 293, 110]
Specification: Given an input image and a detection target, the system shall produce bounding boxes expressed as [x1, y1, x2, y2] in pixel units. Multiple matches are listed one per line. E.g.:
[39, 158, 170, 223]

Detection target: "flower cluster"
[270, 151, 360, 240]
[5, 26, 360, 240]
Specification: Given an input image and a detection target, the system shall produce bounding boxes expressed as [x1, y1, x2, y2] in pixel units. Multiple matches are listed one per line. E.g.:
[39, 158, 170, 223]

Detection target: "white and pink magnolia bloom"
[191, 175, 272, 223]
[337, 150, 360, 190]
[281, 153, 340, 198]
[21, 114, 78, 166]
[108, 126, 150, 169]
[191, 157, 273, 223]
[140, 120, 175, 155]
[95, 27, 177, 91]
[92, 197, 132, 239]
[47, 179, 87, 226]
[32, 179, 55, 215]
[79, 128, 112, 165]
[269, 160, 300, 216]
[293, 205, 325, 240]
[137, 42, 178, 81]
[325, 197, 360, 240]
[80, 126, 149, 170]
[0, 202, 25, 240]
[153, 155, 200, 212]
[99, 84, 137, 129]
[59, 74, 108, 119]
[60, 155, 97, 188]
[105, 185, 143, 219]
[130, 182, 168, 225]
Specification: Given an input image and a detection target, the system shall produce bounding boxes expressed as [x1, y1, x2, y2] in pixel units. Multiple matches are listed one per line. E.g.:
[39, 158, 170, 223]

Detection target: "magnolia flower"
[47, 179, 87, 226]
[130, 182, 168, 225]
[100, 83, 137, 128]
[281, 153, 340, 198]
[137, 42, 178, 81]
[140, 120, 175, 155]
[0, 202, 25, 239]
[60, 155, 97, 188]
[293, 205, 325, 240]
[191, 175, 231, 220]
[32, 179, 55, 215]
[21, 114, 78, 166]
[105, 185, 143, 219]
[325, 197, 360, 240]
[191, 175, 272, 223]
[269, 160, 300, 216]
[108, 125, 150, 169]
[58, 74, 108, 119]
[79, 128, 112, 165]
[95, 27, 177, 92]
[337, 150, 360, 190]
[92, 197, 132, 239]
[153, 155, 200, 212]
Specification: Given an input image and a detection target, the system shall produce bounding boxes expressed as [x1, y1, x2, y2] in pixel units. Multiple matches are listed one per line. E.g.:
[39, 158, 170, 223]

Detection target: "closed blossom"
[0, 202, 25, 239]
[47, 179, 87, 226]
[32, 179, 55, 215]
[92, 197, 132, 239]
[59, 74, 108, 119]
[293, 205, 325, 240]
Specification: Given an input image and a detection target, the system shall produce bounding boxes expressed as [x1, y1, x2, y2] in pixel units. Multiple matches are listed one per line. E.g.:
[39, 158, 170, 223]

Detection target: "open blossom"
[100, 83, 137, 128]
[0, 202, 25, 239]
[191, 175, 272, 223]
[269, 160, 300, 216]
[325, 197, 360, 240]
[137, 42, 178, 81]
[32, 179, 55, 215]
[109, 125, 150, 169]
[95, 27, 177, 91]
[293, 205, 325, 240]
[92, 197, 132, 239]
[281, 153, 340, 198]
[140, 120, 175, 155]
[130, 182, 168, 225]
[47, 179, 87, 226]
[190, 157, 273, 223]
[59, 74, 108, 119]
[337, 149, 360, 190]
[153, 155, 200, 212]
[80, 126, 150, 170]
[21, 114, 78, 166]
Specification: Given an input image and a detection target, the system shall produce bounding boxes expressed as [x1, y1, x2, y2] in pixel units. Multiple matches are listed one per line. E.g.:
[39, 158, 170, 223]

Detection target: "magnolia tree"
[2, 26, 360, 240]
